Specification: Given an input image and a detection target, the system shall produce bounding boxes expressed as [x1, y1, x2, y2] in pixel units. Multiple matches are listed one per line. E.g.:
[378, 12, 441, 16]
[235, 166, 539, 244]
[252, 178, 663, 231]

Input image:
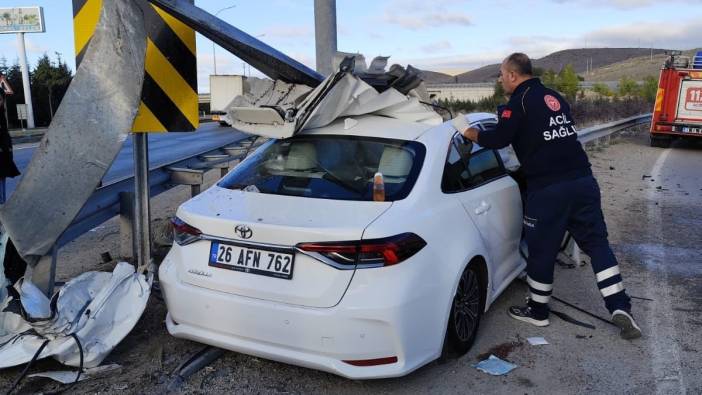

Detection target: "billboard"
[0, 7, 45, 34]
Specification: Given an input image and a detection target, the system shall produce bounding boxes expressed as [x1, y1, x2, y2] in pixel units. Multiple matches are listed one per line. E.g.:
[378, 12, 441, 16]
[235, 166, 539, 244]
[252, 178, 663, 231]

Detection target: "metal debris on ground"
[166, 346, 225, 392]
[27, 364, 122, 384]
[473, 355, 518, 376]
[527, 337, 549, 346]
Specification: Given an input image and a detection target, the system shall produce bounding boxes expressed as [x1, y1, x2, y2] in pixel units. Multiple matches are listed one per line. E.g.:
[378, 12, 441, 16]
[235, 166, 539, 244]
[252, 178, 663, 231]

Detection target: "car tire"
[650, 135, 671, 148]
[442, 264, 484, 358]
[219, 121, 229, 126]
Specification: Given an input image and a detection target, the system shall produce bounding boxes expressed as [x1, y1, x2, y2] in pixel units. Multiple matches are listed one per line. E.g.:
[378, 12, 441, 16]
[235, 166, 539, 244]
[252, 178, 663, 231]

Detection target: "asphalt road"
[7, 122, 246, 196]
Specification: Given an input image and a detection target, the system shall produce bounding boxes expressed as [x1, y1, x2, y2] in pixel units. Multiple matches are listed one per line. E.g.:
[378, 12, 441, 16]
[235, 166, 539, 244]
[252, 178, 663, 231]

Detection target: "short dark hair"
[504, 53, 533, 76]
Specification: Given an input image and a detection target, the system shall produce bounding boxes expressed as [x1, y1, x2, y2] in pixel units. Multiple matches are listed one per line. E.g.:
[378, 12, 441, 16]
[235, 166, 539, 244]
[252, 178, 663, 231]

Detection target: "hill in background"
[585, 48, 701, 81]
[417, 69, 455, 84]
[451, 48, 670, 83]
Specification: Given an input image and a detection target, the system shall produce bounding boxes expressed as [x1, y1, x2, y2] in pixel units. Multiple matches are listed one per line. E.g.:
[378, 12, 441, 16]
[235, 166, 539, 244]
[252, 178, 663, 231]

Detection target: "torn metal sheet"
[227, 59, 442, 139]
[0, 262, 152, 369]
[27, 364, 122, 384]
[0, 0, 146, 266]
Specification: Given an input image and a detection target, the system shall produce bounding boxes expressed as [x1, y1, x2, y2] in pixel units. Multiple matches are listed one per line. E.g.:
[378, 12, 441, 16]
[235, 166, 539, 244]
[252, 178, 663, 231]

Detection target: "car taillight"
[171, 217, 202, 246]
[297, 233, 426, 268]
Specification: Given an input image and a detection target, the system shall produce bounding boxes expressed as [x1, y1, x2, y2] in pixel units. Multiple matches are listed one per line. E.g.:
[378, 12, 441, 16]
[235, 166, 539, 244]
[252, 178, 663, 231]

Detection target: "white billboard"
[0, 7, 45, 34]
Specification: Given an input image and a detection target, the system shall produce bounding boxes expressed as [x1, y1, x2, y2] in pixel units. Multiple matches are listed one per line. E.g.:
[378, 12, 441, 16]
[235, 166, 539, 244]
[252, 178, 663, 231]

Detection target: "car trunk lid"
[174, 186, 391, 308]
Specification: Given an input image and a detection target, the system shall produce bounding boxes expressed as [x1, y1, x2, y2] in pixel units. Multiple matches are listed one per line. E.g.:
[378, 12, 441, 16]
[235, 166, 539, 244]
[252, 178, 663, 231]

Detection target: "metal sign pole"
[133, 132, 152, 270]
[16, 32, 35, 129]
[314, 0, 337, 76]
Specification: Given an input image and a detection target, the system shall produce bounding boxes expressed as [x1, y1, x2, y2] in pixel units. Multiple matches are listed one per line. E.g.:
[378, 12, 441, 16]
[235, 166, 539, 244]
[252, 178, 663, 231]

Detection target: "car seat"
[378, 146, 412, 184]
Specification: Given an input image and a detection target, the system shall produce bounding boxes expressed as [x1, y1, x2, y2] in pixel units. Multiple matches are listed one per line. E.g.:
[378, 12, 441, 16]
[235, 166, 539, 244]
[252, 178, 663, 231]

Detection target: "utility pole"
[17, 32, 36, 129]
[212, 5, 237, 75]
[314, 0, 337, 76]
[1, 7, 45, 129]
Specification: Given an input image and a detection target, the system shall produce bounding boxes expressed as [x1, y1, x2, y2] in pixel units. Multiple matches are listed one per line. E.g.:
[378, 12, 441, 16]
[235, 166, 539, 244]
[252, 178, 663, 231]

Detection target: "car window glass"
[463, 149, 505, 188]
[218, 135, 426, 201]
[441, 142, 467, 193]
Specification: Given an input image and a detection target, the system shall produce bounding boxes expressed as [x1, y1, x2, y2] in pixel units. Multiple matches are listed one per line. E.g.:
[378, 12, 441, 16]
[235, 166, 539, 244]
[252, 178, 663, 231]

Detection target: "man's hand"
[451, 114, 480, 143]
[462, 127, 480, 142]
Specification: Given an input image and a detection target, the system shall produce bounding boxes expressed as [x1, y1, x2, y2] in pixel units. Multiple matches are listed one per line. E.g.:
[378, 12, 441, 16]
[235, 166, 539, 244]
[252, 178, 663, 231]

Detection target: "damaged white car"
[159, 59, 525, 379]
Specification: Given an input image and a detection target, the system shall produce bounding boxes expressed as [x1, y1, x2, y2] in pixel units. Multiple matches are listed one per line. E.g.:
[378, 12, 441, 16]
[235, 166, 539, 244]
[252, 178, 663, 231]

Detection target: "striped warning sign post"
[73, 0, 199, 132]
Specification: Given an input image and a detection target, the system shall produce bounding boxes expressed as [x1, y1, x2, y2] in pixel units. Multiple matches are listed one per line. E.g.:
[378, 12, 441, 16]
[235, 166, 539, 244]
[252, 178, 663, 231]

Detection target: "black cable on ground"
[551, 295, 617, 328]
[69, 333, 84, 384]
[6, 339, 50, 395]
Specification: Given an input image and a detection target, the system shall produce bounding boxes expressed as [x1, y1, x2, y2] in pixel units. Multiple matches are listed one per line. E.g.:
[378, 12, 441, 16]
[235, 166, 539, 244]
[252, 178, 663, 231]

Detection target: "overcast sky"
[1, 0, 701, 92]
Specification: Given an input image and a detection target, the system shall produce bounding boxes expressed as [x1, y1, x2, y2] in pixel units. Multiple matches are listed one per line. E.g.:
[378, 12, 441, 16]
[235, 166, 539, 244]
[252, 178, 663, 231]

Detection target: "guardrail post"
[200, 154, 231, 178]
[133, 133, 152, 272]
[119, 191, 136, 260]
[30, 243, 57, 297]
[168, 167, 205, 197]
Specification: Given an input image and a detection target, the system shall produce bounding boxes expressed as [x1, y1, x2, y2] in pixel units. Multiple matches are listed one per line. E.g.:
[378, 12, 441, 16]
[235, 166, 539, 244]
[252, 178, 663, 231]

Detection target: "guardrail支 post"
[168, 167, 205, 198]
[119, 191, 136, 260]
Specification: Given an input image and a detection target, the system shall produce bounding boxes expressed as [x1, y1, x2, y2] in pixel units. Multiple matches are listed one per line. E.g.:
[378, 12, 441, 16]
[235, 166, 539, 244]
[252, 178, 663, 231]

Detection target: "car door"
[442, 132, 522, 290]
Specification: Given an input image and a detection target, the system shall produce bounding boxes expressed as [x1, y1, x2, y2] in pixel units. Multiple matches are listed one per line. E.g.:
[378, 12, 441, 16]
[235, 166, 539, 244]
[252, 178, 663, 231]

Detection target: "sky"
[1, 0, 701, 93]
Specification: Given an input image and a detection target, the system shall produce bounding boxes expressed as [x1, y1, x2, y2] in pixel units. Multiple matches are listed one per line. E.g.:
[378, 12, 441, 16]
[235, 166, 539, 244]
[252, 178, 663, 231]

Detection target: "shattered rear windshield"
[218, 135, 426, 201]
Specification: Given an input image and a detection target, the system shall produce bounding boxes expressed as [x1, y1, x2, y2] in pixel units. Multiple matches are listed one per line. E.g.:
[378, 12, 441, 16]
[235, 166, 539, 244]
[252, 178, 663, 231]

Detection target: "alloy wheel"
[453, 268, 481, 342]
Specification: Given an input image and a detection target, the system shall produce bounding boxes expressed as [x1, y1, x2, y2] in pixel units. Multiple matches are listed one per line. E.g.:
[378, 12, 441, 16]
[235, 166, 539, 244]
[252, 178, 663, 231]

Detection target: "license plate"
[209, 242, 294, 280]
[212, 115, 220, 121]
[681, 126, 702, 134]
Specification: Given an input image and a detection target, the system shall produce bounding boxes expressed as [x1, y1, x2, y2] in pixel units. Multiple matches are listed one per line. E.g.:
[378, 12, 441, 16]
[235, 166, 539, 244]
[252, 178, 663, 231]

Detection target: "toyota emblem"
[235, 225, 253, 239]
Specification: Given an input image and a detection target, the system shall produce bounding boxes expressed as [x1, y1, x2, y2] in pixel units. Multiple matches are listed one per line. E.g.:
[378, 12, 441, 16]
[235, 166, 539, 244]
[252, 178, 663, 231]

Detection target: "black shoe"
[508, 305, 549, 327]
[611, 310, 642, 340]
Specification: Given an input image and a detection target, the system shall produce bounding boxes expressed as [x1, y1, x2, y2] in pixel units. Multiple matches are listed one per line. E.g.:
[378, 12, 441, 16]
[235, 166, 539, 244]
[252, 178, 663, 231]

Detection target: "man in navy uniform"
[454, 53, 641, 339]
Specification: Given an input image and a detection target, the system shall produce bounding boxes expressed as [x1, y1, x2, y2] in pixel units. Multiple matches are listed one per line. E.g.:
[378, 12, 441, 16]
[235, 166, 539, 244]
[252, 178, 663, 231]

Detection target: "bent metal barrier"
[57, 134, 261, 248]
[60, 113, 652, 249]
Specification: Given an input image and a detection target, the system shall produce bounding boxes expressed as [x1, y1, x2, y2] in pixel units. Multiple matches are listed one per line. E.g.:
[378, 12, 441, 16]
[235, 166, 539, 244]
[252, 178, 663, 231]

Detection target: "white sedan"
[159, 112, 525, 379]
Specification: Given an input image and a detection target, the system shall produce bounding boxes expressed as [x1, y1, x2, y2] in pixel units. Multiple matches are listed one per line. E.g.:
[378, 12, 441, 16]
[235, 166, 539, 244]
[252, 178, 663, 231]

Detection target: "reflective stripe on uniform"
[530, 293, 551, 304]
[528, 276, 553, 292]
[596, 265, 620, 283]
[600, 282, 625, 297]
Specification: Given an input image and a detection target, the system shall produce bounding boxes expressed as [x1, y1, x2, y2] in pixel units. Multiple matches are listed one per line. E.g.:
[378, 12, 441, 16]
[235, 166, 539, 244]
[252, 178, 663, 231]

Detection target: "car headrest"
[286, 142, 317, 171]
[378, 146, 412, 179]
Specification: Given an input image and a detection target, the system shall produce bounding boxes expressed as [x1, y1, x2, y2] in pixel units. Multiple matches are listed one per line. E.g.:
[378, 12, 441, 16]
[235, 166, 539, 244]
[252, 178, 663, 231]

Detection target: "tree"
[541, 69, 557, 90]
[493, 79, 505, 99]
[557, 64, 580, 101]
[30, 53, 73, 126]
[617, 76, 639, 97]
[0, 53, 73, 128]
[641, 76, 658, 103]
[592, 82, 614, 98]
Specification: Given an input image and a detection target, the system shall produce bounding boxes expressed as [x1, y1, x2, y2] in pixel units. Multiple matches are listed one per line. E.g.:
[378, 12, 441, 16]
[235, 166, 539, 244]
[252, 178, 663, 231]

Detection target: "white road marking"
[645, 147, 686, 394]
[14, 143, 39, 150]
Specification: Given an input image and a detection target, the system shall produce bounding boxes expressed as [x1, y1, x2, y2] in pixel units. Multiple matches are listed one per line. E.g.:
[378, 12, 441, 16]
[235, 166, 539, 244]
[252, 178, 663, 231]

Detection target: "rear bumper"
[651, 122, 702, 137]
[158, 249, 446, 379]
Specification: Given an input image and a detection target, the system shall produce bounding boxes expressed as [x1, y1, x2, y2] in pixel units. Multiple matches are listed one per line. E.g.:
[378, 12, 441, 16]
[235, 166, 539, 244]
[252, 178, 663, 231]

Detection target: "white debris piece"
[527, 337, 549, 345]
[0, 262, 151, 369]
[27, 363, 122, 384]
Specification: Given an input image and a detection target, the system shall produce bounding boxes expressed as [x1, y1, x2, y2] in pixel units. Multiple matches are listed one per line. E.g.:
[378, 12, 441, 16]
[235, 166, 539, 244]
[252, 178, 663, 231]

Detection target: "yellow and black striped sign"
[73, 0, 199, 132]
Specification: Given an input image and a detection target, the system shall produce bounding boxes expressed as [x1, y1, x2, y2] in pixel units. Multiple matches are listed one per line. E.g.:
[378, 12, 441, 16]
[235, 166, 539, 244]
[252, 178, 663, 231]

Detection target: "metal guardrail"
[578, 113, 652, 144]
[57, 134, 262, 248]
[56, 113, 652, 249]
